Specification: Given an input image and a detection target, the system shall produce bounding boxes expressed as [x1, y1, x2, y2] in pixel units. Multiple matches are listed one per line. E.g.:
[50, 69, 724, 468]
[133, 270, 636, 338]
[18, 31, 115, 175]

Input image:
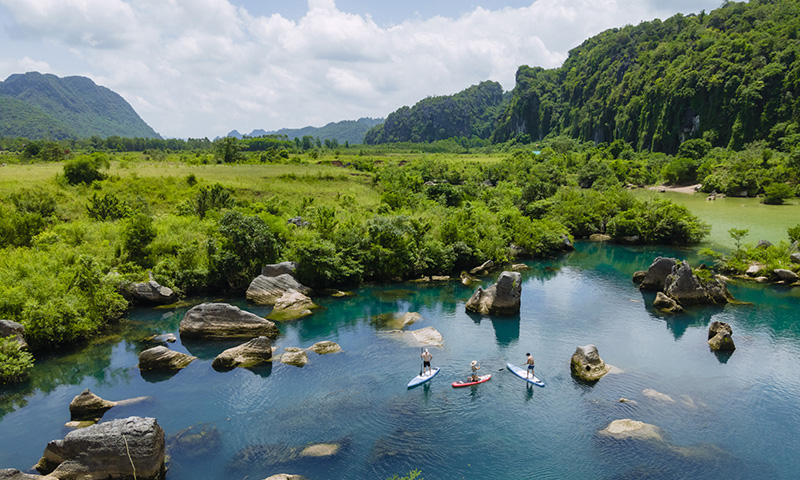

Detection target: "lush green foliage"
[0, 336, 33, 384]
[63, 154, 108, 185]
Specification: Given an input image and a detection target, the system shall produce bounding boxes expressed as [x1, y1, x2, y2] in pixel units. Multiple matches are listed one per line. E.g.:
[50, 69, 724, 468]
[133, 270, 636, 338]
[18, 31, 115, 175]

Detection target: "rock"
[0, 319, 27, 349]
[589, 233, 612, 242]
[229, 440, 345, 473]
[263, 475, 308, 480]
[707, 321, 736, 351]
[69, 389, 116, 421]
[35, 416, 165, 480]
[790, 253, 800, 264]
[599, 419, 663, 442]
[65, 420, 99, 429]
[400, 312, 420, 328]
[511, 263, 529, 272]
[212, 336, 273, 370]
[756, 239, 773, 249]
[465, 271, 522, 315]
[179, 303, 279, 339]
[755, 276, 769, 283]
[638, 257, 678, 291]
[166, 423, 221, 460]
[642, 388, 675, 403]
[261, 261, 298, 278]
[246, 274, 311, 305]
[773, 269, 799, 282]
[308, 341, 341, 354]
[460, 271, 476, 286]
[570, 344, 610, 382]
[0, 469, 58, 479]
[267, 290, 317, 322]
[561, 234, 574, 250]
[287, 216, 310, 227]
[300, 443, 339, 457]
[631, 271, 646, 285]
[746, 263, 765, 276]
[664, 261, 731, 305]
[144, 333, 177, 344]
[280, 349, 308, 367]
[653, 291, 683, 313]
[138, 346, 196, 371]
[410, 327, 443, 347]
[469, 259, 495, 275]
[431, 275, 450, 281]
[121, 279, 177, 305]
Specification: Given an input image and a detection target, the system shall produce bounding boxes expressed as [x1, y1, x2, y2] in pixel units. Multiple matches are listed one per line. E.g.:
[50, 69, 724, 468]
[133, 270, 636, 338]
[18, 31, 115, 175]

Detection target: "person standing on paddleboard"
[525, 353, 535, 379]
[421, 349, 433, 375]
[470, 360, 481, 382]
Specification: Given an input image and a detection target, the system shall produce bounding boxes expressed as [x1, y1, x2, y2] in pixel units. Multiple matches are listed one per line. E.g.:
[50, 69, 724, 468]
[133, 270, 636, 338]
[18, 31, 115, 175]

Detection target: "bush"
[123, 214, 157, 266]
[195, 184, 234, 218]
[789, 224, 800, 243]
[63, 154, 107, 185]
[208, 211, 281, 289]
[0, 336, 34, 384]
[762, 182, 794, 205]
[87, 192, 131, 220]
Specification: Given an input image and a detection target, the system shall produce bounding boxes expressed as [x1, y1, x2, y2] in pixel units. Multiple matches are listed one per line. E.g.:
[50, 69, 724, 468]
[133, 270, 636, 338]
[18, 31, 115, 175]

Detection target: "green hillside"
[494, 0, 800, 153]
[249, 117, 384, 145]
[364, 81, 507, 144]
[0, 72, 160, 140]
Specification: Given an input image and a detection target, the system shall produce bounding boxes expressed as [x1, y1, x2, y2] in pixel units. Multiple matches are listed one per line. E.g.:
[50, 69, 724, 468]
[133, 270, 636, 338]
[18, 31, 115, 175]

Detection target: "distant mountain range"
[226, 117, 383, 145]
[0, 72, 160, 140]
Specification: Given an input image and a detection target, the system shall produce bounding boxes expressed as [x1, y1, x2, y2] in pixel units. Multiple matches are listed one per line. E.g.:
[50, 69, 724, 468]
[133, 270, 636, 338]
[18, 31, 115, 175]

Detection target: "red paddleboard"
[452, 374, 492, 387]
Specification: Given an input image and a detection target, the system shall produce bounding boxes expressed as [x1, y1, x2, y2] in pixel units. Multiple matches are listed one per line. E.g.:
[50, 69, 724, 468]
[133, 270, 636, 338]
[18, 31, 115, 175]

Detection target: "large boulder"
[246, 274, 311, 305]
[179, 303, 279, 339]
[212, 336, 273, 370]
[708, 321, 736, 351]
[465, 271, 522, 315]
[664, 261, 731, 305]
[653, 291, 683, 314]
[35, 416, 165, 480]
[570, 344, 610, 382]
[774, 269, 799, 282]
[261, 262, 298, 278]
[0, 320, 27, 349]
[120, 280, 177, 305]
[588, 233, 611, 242]
[138, 346, 196, 371]
[308, 341, 341, 354]
[599, 419, 664, 442]
[637, 257, 678, 291]
[267, 290, 317, 322]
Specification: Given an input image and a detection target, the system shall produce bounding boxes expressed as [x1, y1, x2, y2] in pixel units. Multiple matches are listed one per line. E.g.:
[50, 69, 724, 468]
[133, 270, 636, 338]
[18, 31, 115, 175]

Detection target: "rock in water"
[267, 290, 317, 322]
[179, 303, 279, 339]
[308, 341, 341, 354]
[138, 346, 196, 371]
[121, 280, 177, 305]
[410, 327, 443, 347]
[708, 321, 736, 351]
[599, 419, 663, 442]
[774, 269, 799, 282]
[469, 259, 495, 275]
[653, 291, 683, 313]
[465, 271, 522, 315]
[664, 261, 730, 305]
[35, 416, 165, 480]
[263, 475, 308, 480]
[638, 257, 678, 291]
[212, 336, 273, 370]
[570, 344, 610, 382]
[261, 261, 298, 278]
[69, 389, 116, 421]
[280, 349, 308, 367]
[246, 274, 311, 305]
[588, 233, 611, 242]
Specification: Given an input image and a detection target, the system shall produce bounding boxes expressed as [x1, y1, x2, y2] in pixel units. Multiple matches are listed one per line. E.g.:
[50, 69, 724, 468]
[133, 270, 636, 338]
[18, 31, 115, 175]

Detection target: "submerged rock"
[166, 423, 222, 460]
[410, 327, 443, 347]
[708, 321, 736, 351]
[267, 290, 317, 322]
[246, 274, 311, 305]
[262, 475, 308, 480]
[179, 303, 279, 339]
[465, 271, 522, 315]
[138, 346, 196, 371]
[570, 344, 610, 382]
[599, 419, 664, 442]
[642, 388, 675, 403]
[212, 336, 273, 370]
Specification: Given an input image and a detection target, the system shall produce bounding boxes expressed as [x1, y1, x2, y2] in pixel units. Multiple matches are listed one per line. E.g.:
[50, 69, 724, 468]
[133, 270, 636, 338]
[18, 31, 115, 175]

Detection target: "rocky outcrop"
[465, 271, 521, 315]
[120, 279, 177, 305]
[636, 257, 678, 291]
[308, 341, 341, 354]
[410, 327, 443, 347]
[212, 337, 273, 370]
[0, 320, 27, 349]
[469, 260, 494, 275]
[35, 416, 165, 480]
[246, 274, 311, 305]
[267, 291, 317, 322]
[599, 419, 663, 442]
[756, 239, 773, 249]
[570, 344, 610, 382]
[664, 261, 731, 305]
[138, 346, 196, 371]
[68, 389, 151, 423]
[460, 272, 476, 285]
[774, 269, 799, 282]
[653, 292, 683, 314]
[261, 262, 298, 278]
[179, 303, 279, 339]
[708, 321, 736, 351]
[746, 263, 765, 276]
[561, 234, 574, 250]
[0, 469, 58, 479]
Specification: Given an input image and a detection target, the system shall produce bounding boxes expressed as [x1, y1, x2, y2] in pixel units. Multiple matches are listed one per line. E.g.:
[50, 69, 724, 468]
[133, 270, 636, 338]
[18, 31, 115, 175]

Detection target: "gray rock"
[68, 389, 151, 422]
[0, 319, 27, 349]
[790, 253, 800, 264]
[589, 233, 612, 242]
[561, 234, 574, 250]
[121, 280, 177, 305]
[511, 263, 529, 272]
[287, 216, 310, 227]
[267, 290, 317, 322]
[145, 333, 177, 344]
[460, 271, 476, 286]
[261, 262, 298, 278]
[570, 344, 610, 382]
[638, 257, 678, 291]
[708, 321, 736, 351]
[166, 423, 221, 460]
[35, 416, 165, 480]
[280, 349, 308, 367]
[664, 261, 730, 305]
[653, 291, 683, 313]
[756, 239, 773, 249]
[469, 259, 495, 275]
[138, 346, 196, 371]
[774, 269, 799, 282]
[746, 263, 765, 276]
[632, 270, 647, 285]
[0, 470, 58, 479]
[246, 274, 311, 305]
[179, 303, 279, 339]
[465, 271, 521, 315]
[212, 336, 273, 370]
[308, 341, 341, 354]
[599, 419, 663, 442]
[410, 327, 443, 347]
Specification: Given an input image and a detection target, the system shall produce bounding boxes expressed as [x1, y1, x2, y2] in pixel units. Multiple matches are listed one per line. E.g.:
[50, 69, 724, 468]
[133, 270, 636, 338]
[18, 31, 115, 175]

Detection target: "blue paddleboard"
[506, 363, 545, 387]
[407, 367, 440, 388]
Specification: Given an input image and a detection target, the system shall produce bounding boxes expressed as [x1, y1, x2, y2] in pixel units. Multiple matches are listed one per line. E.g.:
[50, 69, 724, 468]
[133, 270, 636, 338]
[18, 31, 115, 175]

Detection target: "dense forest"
[231, 117, 384, 146]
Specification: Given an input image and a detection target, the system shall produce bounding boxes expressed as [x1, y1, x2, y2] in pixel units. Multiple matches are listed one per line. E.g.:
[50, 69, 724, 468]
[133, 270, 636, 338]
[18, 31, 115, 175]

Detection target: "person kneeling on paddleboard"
[470, 360, 481, 382]
[421, 349, 433, 375]
[525, 353, 535, 379]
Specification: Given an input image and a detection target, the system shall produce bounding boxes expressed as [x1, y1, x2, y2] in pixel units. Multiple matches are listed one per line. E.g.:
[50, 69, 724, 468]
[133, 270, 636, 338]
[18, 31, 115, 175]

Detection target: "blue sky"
[0, 0, 723, 139]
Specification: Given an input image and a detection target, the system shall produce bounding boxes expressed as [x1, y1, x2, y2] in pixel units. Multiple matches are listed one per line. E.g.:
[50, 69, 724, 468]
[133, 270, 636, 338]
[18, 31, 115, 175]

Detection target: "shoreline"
[647, 183, 703, 195]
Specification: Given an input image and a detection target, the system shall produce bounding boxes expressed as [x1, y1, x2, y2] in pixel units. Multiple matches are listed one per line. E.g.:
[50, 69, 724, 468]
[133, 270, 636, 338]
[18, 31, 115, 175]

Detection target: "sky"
[0, 0, 723, 139]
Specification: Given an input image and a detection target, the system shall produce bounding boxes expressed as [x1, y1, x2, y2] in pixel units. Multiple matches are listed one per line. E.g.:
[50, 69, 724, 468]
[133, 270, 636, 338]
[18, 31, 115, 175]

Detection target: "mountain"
[493, 0, 800, 153]
[230, 117, 383, 145]
[364, 81, 507, 144]
[0, 72, 160, 140]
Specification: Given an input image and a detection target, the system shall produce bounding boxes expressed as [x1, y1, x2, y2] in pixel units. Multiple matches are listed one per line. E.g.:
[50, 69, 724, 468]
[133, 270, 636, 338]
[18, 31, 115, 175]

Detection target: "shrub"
[789, 224, 800, 243]
[0, 336, 34, 384]
[123, 214, 157, 266]
[762, 182, 794, 205]
[87, 192, 131, 220]
[195, 184, 234, 218]
[63, 154, 107, 185]
[208, 211, 281, 289]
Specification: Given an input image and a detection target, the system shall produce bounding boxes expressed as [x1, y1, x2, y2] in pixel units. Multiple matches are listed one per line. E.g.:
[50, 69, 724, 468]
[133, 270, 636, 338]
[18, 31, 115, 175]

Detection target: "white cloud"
[0, 0, 721, 138]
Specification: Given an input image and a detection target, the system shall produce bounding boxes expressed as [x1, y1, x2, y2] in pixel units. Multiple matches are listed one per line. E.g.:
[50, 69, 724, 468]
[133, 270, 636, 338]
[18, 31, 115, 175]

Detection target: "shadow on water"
[490, 317, 521, 346]
[139, 368, 183, 383]
[181, 338, 247, 360]
[712, 349, 734, 364]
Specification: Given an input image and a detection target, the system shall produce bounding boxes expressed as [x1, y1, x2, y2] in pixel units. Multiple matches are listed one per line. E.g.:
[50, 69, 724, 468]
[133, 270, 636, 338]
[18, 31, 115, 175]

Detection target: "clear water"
[2, 242, 800, 479]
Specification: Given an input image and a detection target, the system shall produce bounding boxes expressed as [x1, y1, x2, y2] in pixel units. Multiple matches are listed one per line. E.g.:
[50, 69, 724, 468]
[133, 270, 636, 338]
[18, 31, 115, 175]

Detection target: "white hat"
[470, 360, 477, 366]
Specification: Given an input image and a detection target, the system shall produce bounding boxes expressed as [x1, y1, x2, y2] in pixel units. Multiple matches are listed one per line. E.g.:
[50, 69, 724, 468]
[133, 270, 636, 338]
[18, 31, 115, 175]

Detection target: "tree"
[762, 183, 794, 205]
[728, 227, 749, 254]
[215, 137, 243, 163]
[123, 214, 157, 266]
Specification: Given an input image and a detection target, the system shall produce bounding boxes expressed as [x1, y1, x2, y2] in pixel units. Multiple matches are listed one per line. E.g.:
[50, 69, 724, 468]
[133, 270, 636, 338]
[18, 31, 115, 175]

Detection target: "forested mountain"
[364, 81, 507, 144]
[494, 0, 800, 153]
[227, 117, 383, 145]
[0, 72, 160, 140]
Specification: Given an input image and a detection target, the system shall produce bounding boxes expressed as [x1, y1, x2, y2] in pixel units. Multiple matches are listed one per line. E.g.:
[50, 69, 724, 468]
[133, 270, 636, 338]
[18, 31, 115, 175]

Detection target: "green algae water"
[2, 242, 800, 479]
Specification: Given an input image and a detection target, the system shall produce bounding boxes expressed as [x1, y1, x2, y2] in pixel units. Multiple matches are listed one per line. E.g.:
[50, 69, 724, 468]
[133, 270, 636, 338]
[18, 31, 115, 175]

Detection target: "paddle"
[419, 347, 424, 376]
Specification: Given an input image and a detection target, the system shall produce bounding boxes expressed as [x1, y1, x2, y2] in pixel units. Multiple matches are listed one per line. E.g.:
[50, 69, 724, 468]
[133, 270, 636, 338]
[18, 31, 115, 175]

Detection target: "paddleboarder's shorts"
[423, 361, 431, 367]
[527, 364, 535, 370]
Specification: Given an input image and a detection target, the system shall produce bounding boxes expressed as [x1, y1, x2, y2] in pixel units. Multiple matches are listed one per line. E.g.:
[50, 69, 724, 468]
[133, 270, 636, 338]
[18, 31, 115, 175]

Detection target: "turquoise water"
[2, 242, 800, 479]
